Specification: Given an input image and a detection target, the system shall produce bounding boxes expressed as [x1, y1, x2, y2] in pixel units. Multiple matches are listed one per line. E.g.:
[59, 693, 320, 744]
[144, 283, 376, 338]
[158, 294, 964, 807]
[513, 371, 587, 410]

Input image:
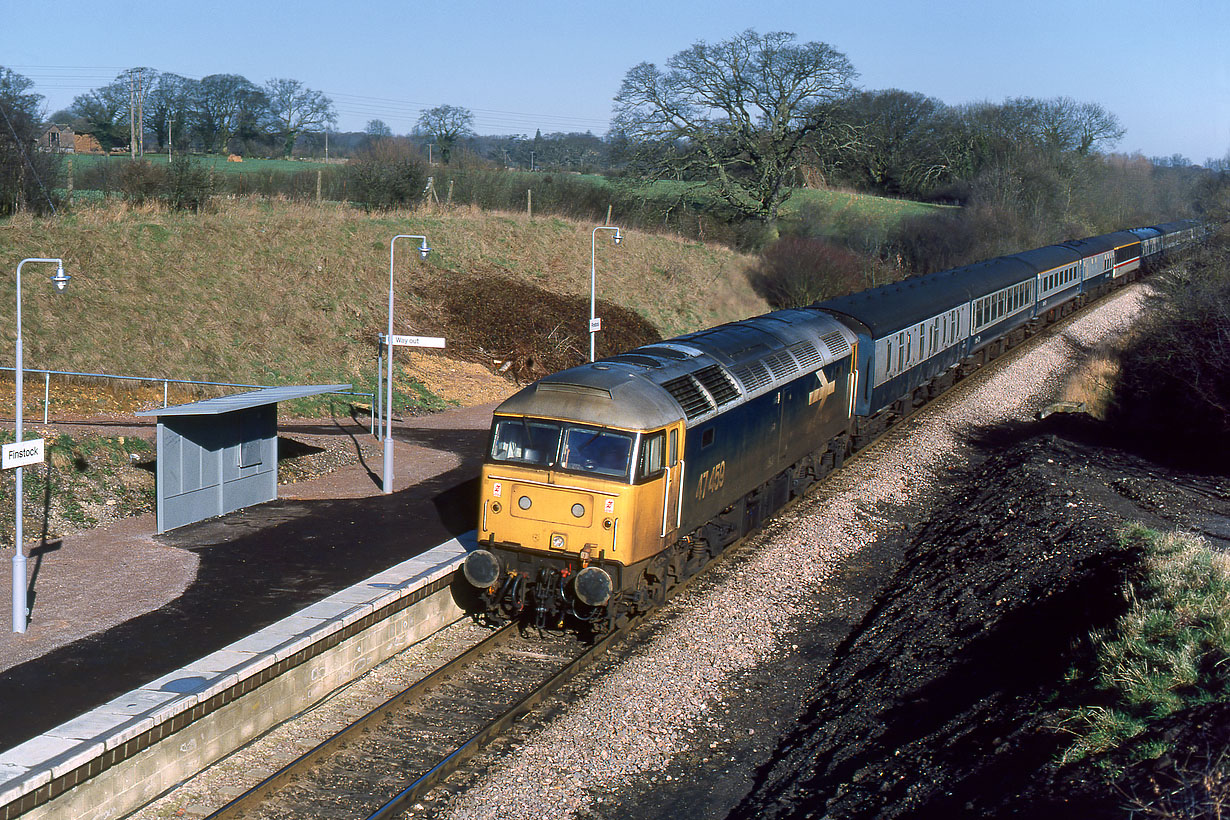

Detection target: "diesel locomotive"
[462, 219, 1205, 631]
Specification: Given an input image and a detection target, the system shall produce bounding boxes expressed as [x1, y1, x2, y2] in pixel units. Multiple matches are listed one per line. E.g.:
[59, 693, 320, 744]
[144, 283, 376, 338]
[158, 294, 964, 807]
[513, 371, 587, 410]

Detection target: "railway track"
[202, 552, 740, 819]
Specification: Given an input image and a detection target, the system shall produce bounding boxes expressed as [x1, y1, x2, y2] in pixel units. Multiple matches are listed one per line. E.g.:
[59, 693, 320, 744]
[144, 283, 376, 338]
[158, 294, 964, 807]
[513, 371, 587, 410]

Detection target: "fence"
[0, 367, 377, 436]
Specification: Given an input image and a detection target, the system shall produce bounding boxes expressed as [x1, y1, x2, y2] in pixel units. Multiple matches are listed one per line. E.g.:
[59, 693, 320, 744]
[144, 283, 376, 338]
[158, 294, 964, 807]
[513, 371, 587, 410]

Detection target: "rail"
[0, 366, 377, 436]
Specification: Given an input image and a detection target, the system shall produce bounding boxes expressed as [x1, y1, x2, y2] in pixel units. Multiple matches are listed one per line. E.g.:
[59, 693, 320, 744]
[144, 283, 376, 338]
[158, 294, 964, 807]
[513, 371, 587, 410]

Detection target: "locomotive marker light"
[11, 258, 72, 633]
[383, 235, 431, 495]
[590, 226, 622, 362]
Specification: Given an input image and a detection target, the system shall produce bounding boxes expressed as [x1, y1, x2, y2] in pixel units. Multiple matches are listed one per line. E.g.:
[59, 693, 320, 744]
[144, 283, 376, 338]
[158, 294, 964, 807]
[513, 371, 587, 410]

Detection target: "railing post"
[163, 380, 168, 408]
[376, 353, 383, 440]
[43, 372, 49, 425]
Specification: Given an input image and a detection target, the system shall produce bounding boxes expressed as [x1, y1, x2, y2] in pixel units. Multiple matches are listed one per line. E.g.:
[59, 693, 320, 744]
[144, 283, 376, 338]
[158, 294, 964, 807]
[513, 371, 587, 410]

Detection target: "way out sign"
[381, 334, 446, 349]
[2, 438, 45, 469]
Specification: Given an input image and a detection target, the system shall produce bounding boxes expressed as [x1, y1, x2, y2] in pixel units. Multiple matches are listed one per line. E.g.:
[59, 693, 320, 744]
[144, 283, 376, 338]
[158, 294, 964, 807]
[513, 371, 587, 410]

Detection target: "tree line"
[51, 68, 337, 158]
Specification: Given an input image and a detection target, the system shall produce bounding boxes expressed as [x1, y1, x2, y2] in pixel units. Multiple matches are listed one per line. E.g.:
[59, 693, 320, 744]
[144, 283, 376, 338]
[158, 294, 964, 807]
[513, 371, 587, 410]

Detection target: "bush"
[166, 156, 214, 212]
[345, 138, 429, 210]
[117, 160, 167, 205]
[1109, 235, 1230, 464]
[750, 237, 869, 308]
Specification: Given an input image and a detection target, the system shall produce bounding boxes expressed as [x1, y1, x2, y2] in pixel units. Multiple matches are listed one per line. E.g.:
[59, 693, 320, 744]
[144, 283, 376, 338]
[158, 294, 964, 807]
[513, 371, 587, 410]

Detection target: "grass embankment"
[1062, 525, 1230, 766]
[0, 199, 767, 417]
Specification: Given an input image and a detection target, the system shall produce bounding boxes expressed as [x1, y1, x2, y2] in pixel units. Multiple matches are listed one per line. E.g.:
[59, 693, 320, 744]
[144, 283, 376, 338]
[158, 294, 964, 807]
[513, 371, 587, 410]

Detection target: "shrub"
[1109, 235, 1230, 464]
[117, 159, 167, 205]
[750, 237, 868, 308]
[166, 156, 214, 212]
[345, 138, 429, 210]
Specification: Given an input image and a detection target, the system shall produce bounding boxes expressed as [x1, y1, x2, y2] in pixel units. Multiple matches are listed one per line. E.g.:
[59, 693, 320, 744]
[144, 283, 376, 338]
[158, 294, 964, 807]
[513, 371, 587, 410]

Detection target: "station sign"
[589, 318, 602, 333]
[381, 334, 446, 349]
[2, 438, 45, 470]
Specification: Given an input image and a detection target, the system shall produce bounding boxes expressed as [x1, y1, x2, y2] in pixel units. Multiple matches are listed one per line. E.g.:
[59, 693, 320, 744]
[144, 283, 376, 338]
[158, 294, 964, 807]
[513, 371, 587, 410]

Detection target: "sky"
[3, 0, 1227, 163]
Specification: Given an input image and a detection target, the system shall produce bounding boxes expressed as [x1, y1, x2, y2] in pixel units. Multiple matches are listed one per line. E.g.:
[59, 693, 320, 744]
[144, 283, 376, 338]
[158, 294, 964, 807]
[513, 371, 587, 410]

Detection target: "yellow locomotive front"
[463, 372, 686, 630]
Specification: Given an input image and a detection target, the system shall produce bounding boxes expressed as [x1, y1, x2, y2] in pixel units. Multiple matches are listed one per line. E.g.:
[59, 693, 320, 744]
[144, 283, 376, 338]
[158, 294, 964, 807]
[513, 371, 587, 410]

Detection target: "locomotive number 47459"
[695, 460, 726, 501]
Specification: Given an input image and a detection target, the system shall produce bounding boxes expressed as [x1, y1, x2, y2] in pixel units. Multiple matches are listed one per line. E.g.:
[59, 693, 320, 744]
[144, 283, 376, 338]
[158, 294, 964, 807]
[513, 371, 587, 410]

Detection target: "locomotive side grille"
[732, 361, 771, 394]
[662, 374, 715, 420]
[763, 350, 799, 380]
[789, 341, 824, 370]
[821, 331, 851, 358]
[693, 364, 740, 407]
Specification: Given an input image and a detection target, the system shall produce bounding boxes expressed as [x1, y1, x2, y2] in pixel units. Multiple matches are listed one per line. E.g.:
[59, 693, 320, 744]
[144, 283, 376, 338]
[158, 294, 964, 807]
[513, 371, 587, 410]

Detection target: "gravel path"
[426, 285, 1149, 819]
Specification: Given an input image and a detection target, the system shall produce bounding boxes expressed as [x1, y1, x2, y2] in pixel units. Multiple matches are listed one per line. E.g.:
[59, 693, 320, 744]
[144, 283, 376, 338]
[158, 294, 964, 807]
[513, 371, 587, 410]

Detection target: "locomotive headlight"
[518, 495, 532, 510]
[463, 549, 501, 589]
[573, 566, 614, 607]
[571, 503, 585, 518]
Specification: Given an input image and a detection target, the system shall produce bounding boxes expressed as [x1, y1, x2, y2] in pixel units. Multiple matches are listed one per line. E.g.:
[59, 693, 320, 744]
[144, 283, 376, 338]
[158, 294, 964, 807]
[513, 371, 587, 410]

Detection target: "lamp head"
[612, 228, 622, 245]
[50, 263, 71, 292]
[418, 240, 431, 259]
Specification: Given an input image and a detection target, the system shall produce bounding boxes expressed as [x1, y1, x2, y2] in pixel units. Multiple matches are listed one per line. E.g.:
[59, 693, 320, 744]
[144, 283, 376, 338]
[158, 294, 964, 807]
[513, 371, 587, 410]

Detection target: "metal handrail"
[0, 366, 376, 436]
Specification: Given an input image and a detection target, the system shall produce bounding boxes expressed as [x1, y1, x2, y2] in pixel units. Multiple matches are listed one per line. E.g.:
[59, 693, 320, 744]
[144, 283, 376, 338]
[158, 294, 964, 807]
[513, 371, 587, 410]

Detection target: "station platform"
[0, 403, 497, 818]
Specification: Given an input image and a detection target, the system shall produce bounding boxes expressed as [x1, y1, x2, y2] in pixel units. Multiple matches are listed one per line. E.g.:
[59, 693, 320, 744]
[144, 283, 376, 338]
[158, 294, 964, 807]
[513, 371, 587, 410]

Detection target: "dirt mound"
[433, 274, 662, 381]
[728, 416, 1230, 820]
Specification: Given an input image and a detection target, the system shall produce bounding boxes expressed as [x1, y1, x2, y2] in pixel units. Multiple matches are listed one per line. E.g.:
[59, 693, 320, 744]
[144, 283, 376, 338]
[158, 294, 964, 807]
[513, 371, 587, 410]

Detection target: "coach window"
[669, 429, 678, 466]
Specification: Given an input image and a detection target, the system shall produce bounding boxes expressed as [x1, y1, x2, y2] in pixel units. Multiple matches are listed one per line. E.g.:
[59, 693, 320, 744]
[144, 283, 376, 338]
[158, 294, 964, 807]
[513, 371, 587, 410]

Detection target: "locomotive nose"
[573, 566, 614, 607]
[463, 549, 502, 588]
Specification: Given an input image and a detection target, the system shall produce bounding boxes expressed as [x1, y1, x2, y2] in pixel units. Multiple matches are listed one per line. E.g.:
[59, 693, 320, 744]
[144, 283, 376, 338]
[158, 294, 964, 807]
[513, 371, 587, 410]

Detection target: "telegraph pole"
[129, 70, 136, 158]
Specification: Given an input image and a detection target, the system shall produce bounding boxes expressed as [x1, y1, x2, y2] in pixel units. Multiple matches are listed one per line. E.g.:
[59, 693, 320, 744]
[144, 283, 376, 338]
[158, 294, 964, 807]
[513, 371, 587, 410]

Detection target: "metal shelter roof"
[136, 384, 352, 417]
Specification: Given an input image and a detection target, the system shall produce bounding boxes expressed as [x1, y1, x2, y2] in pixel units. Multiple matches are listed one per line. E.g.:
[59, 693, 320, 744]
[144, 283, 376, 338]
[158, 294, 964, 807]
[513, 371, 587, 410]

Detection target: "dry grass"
[1059, 352, 1122, 420]
[0, 199, 767, 412]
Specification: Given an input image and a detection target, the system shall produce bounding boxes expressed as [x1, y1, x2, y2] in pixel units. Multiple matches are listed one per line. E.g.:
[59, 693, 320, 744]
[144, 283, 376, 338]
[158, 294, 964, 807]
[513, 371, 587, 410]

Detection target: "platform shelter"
[136, 384, 351, 532]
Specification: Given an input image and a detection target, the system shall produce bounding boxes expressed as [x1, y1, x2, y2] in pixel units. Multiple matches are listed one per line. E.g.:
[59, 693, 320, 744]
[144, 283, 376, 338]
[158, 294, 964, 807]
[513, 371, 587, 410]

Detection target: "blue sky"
[4, 0, 1227, 163]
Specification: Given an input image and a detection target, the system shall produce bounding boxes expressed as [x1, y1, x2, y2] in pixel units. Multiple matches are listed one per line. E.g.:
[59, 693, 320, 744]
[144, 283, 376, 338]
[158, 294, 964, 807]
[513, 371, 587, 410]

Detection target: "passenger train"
[461, 219, 1206, 631]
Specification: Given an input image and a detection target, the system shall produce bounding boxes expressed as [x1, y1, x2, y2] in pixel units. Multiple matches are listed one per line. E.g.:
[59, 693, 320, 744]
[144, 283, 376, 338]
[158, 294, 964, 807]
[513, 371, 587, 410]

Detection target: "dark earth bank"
[722, 413, 1230, 820]
[584, 413, 1229, 820]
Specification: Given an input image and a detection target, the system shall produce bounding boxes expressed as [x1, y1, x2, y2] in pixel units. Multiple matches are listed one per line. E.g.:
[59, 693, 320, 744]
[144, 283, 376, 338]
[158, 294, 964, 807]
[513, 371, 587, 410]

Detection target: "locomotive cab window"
[561, 427, 634, 479]
[490, 417, 635, 481]
[491, 418, 563, 466]
[637, 431, 666, 480]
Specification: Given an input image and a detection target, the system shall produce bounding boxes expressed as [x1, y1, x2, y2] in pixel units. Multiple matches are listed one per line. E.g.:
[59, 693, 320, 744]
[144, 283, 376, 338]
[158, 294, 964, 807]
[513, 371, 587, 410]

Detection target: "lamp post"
[12, 258, 71, 633]
[590, 226, 622, 362]
[384, 235, 431, 494]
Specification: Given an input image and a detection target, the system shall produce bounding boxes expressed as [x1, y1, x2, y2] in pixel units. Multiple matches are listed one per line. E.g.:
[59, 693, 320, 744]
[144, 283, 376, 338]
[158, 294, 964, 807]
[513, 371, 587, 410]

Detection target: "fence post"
[43, 372, 49, 425]
[527, 189, 532, 219]
[164, 380, 168, 408]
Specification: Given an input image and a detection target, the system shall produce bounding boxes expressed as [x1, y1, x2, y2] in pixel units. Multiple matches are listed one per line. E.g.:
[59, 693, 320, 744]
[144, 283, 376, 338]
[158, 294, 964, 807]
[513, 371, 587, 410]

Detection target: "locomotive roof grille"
[791, 340, 824, 369]
[763, 350, 799, 380]
[820, 331, 850, 358]
[662, 374, 715, 420]
[693, 364, 740, 407]
[732, 360, 772, 394]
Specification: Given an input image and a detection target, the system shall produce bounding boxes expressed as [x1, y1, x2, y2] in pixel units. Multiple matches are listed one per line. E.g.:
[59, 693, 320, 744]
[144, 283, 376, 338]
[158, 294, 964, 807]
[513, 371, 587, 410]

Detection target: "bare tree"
[192, 73, 266, 154]
[611, 29, 857, 222]
[366, 119, 392, 137]
[417, 104, 474, 163]
[0, 66, 62, 215]
[265, 78, 336, 158]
